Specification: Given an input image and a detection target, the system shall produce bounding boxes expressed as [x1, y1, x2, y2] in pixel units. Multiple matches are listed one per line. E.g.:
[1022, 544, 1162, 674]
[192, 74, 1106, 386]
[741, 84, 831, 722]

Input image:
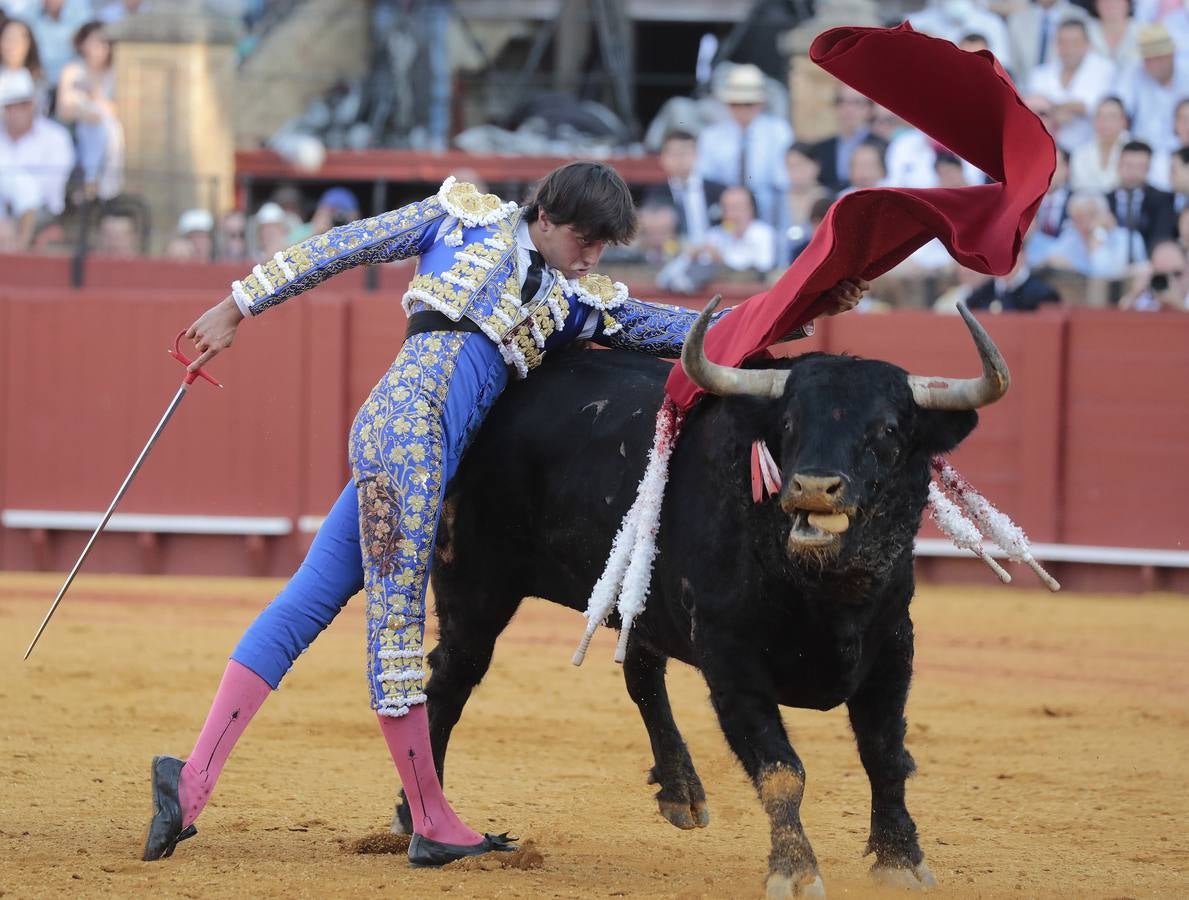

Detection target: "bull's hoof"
[765, 872, 825, 899]
[869, 860, 937, 891]
[390, 796, 413, 835]
[657, 798, 710, 829]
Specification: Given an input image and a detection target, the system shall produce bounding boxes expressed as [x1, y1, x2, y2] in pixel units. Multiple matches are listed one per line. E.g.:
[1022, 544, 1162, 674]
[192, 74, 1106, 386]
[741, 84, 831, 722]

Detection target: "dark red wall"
[2, 255, 1186, 590]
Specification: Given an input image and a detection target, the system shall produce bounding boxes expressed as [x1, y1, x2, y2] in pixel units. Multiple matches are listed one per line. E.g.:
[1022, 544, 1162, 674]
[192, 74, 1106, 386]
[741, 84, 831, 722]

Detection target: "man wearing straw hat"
[696, 63, 794, 233]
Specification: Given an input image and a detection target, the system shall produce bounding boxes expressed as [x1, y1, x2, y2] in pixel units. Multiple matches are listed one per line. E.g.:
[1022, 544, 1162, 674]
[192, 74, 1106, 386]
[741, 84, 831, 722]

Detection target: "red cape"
[664, 23, 1056, 411]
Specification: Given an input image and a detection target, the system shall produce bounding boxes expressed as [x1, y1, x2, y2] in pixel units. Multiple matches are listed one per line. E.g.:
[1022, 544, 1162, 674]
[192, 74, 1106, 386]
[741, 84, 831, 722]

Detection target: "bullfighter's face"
[533, 211, 607, 279]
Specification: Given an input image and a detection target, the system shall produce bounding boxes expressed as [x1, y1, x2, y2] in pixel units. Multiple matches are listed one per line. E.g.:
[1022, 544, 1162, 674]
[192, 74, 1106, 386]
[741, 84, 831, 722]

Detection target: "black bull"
[393, 303, 1009, 897]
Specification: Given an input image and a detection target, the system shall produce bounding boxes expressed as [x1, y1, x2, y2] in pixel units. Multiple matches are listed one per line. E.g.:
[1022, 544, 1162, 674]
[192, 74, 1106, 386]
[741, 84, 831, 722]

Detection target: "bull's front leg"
[623, 640, 709, 829]
[845, 618, 936, 891]
[702, 665, 823, 899]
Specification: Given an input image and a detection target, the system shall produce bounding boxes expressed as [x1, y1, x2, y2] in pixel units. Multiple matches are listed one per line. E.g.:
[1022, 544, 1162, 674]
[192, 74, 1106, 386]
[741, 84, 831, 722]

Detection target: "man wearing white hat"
[1118, 23, 1189, 155]
[0, 67, 74, 228]
[696, 63, 793, 234]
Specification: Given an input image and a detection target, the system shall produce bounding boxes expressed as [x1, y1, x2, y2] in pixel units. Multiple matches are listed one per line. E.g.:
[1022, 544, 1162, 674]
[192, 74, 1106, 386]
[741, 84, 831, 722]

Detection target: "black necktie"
[521, 249, 545, 303]
[1038, 13, 1050, 66]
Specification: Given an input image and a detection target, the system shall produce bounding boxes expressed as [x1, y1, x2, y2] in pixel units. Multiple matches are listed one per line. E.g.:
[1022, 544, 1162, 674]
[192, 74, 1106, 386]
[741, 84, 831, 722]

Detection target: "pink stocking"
[177, 660, 271, 828]
[378, 705, 481, 845]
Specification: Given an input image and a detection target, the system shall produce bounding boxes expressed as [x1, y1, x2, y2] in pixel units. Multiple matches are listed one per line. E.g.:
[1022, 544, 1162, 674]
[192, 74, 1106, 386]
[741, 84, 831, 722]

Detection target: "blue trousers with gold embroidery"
[230, 332, 508, 715]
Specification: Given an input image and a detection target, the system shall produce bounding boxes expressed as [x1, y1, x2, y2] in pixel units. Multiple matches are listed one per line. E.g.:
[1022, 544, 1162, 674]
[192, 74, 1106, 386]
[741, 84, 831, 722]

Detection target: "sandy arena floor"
[1, 572, 1186, 899]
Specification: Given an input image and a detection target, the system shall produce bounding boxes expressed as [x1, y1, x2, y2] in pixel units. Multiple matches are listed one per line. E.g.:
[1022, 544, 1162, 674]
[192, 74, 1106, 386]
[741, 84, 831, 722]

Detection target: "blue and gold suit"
[228, 178, 809, 716]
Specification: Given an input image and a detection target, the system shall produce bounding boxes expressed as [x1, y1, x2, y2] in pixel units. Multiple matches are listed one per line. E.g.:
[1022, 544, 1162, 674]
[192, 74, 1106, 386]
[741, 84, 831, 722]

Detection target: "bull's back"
[440, 349, 670, 611]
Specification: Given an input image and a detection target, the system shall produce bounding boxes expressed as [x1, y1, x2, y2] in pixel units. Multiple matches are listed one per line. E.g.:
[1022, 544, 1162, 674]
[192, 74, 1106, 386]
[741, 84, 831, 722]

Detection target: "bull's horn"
[907, 302, 1011, 410]
[681, 295, 790, 399]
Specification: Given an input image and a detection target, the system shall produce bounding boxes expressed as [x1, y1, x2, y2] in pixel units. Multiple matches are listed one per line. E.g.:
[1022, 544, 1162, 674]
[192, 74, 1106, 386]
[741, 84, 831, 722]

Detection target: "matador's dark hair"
[523, 161, 638, 245]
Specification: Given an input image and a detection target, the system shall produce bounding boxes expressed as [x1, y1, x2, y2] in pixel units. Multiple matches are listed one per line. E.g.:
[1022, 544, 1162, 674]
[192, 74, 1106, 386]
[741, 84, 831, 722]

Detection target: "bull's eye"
[783, 419, 793, 433]
[883, 423, 898, 438]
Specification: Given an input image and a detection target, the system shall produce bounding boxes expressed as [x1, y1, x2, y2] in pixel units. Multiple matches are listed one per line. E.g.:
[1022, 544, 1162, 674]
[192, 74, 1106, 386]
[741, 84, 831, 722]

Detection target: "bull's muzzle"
[782, 473, 852, 550]
[781, 474, 845, 514]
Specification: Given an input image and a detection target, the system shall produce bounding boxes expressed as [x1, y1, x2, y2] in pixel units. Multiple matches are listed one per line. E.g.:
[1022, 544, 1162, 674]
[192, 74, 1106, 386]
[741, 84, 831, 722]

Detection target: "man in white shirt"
[1007, 0, 1092, 86]
[1026, 18, 1116, 150]
[908, 0, 1015, 72]
[643, 130, 724, 244]
[1118, 23, 1189, 155]
[693, 185, 776, 275]
[0, 68, 75, 218]
[696, 64, 793, 233]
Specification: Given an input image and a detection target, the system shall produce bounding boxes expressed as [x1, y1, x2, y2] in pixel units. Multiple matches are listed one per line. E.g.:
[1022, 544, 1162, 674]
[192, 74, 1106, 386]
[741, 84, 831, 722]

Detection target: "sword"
[22, 333, 222, 660]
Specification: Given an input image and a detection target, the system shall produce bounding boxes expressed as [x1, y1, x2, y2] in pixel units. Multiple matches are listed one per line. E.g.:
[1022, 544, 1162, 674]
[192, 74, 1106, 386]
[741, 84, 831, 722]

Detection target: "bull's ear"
[916, 409, 978, 454]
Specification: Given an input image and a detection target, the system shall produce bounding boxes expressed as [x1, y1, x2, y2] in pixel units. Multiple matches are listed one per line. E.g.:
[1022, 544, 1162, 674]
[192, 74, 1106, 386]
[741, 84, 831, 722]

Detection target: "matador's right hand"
[185, 295, 244, 374]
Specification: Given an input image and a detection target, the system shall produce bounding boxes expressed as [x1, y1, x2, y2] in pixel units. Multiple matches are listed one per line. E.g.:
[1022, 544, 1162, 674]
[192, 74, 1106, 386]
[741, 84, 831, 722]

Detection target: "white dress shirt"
[1118, 60, 1189, 154]
[1027, 52, 1117, 150]
[696, 113, 793, 228]
[0, 116, 75, 215]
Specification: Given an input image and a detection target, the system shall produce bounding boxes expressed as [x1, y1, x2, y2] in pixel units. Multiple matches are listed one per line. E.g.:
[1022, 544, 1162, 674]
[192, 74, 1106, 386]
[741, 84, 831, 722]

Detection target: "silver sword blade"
[23, 382, 192, 660]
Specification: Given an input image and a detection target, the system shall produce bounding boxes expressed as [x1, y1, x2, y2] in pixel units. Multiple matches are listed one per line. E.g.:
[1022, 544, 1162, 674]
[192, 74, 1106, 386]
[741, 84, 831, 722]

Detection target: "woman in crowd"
[1089, 0, 1141, 68]
[1069, 95, 1131, 191]
[0, 17, 44, 103]
[55, 20, 123, 200]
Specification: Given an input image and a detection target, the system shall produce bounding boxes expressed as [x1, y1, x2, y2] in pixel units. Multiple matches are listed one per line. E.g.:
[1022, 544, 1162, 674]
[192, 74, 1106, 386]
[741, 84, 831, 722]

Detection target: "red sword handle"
[169, 331, 223, 387]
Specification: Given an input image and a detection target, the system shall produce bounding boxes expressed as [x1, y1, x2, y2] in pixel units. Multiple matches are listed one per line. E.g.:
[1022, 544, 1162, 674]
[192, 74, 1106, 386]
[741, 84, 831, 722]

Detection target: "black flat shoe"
[408, 832, 517, 868]
[142, 755, 198, 861]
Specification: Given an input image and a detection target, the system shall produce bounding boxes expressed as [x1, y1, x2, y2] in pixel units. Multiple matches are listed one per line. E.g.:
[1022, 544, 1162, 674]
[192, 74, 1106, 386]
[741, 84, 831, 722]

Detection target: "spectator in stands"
[55, 20, 122, 200]
[0, 67, 72, 221]
[787, 194, 832, 263]
[216, 208, 248, 262]
[95, 0, 148, 24]
[1040, 190, 1145, 277]
[1177, 203, 1189, 250]
[934, 151, 968, 188]
[643, 130, 724, 244]
[1149, 98, 1189, 189]
[1027, 18, 1115, 150]
[94, 201, 137, 256]
[967, 251, 1061, 311]
[784, 142, 829, 254]
[1169, 146, 1189, 214]
[634, 203, 681, 266]
[268, 182, 308, 242]
[1106, 139, 1176, 255]
[0, 156, 36, 245]
[958, 32, 990, 55]
[1007, 0, 1091, 87]
[909, 0, 1014, 70]
[1088, 0, 1140, 67]
[696, 63, 793, 231]
[308, 186, 360, 237]
[1028, 145, 1072, 265]
[252, 200, 289, 260]
[1119, 239, 1189, 310]
[870, 105, 902, 145]
[0, 17, 43, 101]
[1118, 23, 1189, 155]
[176, 207, 214, 261]
[841, 139, 888, 194]
[811, 85, 880, 194]
[26, 0, 88, 88]
[1070, 95, 1130, 191]
[689, 185, 776, 277]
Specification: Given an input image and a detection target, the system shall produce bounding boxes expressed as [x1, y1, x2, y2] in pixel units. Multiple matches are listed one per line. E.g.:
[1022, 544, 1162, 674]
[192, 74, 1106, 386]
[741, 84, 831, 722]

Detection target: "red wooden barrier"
[2, 266, 1187, 590]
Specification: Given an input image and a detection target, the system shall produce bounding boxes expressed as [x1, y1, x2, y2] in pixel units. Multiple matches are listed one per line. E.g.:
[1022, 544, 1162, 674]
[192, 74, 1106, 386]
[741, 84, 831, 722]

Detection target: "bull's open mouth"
[787, 509, 850, 549]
